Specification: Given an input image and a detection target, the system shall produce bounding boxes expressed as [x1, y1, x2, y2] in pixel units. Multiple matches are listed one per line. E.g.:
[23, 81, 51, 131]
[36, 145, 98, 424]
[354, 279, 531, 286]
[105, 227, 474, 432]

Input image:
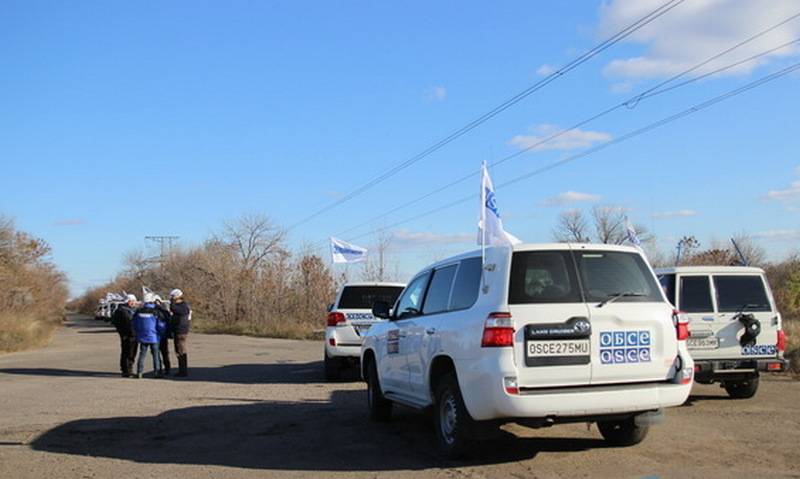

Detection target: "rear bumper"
[694, 358, 789, 382]
[324, 328, 362, 358]
[461, 377, 691, 421]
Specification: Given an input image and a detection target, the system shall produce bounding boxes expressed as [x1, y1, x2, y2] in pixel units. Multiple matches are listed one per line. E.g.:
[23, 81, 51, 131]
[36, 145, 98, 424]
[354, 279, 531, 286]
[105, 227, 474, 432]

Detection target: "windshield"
[509, 250, 662, 304]
[337, 286, 404, 310]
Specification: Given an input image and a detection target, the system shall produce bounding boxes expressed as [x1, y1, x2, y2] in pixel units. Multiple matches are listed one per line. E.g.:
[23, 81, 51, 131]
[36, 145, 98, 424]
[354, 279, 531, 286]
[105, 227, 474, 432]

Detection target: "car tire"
[433, 373, 474, 459]
[723, 374, 759, 399]
[324, 350, 341, 381]
[597, 417, 649, 447]
[365, 358, 392, 421]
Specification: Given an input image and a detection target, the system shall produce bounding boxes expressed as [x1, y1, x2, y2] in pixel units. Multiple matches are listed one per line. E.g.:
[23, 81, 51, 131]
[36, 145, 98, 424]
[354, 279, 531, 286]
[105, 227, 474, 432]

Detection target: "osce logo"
[742, 344, 777, 356]
[599, 330, 651, 364]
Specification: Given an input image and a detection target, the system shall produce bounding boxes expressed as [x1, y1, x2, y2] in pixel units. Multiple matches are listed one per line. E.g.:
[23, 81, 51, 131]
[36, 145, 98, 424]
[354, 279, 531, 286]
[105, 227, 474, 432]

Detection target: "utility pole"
[145, 236, 179, 265]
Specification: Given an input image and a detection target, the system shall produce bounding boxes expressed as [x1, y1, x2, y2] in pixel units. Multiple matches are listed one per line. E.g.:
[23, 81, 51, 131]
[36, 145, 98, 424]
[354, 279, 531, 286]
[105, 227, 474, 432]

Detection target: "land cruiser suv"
[362, 243, 693, 457]
[655, 266, 788, 398]
[325, 282, 405, 381]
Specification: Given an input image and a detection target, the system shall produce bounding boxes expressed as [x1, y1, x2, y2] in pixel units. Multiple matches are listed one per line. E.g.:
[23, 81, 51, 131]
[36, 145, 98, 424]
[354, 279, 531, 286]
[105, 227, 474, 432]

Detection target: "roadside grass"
[783, 318, 800, 376]
[0, 312, 62, 353]
[192, 318, 323, 341]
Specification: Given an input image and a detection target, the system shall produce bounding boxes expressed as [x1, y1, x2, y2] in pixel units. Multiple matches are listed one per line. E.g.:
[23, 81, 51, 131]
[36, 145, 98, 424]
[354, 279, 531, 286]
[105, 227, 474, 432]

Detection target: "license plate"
[687, 337, 719, 350]
[527, 340, 590, 357]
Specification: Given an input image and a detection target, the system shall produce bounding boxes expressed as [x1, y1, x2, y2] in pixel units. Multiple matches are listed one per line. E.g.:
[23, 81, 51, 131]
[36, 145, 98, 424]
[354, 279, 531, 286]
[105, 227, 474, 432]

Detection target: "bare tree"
[553, 209, 590, 243]
[221, 214, 286, 271]
[592, 206, 627, 244]
[362, 231, 395, 282]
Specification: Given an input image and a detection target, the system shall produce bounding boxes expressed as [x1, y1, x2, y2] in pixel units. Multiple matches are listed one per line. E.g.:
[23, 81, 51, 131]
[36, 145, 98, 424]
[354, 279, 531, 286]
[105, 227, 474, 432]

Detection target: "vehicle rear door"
[336, 286, 404, 347]
[572, 249, 677, 385]
[676, 275, 720, 359]
[712, 274, 779, 360]
[508, 249, 593, 388]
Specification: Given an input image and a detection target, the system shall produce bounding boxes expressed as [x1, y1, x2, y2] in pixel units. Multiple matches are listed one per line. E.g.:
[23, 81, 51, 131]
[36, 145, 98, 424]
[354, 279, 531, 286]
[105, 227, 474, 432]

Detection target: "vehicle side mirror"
[372, 301, 392, 320]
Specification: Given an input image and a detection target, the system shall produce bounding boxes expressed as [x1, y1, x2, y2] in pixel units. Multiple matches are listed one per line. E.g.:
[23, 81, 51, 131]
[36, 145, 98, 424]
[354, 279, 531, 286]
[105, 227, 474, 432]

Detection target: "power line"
[287, 0, 686, 231]
[337, 60, 800, 245]
[325, 14, 800, 243]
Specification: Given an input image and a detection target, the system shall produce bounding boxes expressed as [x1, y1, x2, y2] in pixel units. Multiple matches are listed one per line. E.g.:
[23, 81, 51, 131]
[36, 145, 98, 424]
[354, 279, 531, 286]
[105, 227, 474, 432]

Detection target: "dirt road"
[0, 316, 797, 479]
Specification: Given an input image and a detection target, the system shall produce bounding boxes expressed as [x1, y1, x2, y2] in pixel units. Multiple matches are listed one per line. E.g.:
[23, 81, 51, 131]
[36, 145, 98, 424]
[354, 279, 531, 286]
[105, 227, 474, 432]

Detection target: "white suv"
[361, 243, 693, 457]
[325, 282, 405, 381]
[656, 266, 789, 398]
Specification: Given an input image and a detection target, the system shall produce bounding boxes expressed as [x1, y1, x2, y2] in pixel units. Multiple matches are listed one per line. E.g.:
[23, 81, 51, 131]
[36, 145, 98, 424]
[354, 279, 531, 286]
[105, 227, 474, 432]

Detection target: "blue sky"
[2, 0, 799, 295]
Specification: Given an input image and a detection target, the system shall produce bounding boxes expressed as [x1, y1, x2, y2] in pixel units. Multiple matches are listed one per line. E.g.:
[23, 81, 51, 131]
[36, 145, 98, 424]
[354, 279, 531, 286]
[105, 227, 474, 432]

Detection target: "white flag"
[625, 217, 642, 248]
[330, 237, 368, 264]
[477, 162, 521, 247]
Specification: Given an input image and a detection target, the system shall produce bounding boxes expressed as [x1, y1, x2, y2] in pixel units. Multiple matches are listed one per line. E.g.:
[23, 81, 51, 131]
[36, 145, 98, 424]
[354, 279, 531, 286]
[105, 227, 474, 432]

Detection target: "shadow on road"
[682, 393, 731, 406]
[30, 388, 607, 471]
[0, 361, 358, 384]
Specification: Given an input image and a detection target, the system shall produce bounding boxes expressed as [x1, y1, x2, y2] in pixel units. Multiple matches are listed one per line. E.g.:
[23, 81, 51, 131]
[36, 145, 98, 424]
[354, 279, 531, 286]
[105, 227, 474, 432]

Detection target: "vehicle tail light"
[482, 312, 514, 347]
[329, 338, 336, 347]
[673, 310, 690, 341]
[767, 362, 783, 371]
[777, 330, 786, 353]
[327, 312, 345, 327]
[503, 376, 519, 395]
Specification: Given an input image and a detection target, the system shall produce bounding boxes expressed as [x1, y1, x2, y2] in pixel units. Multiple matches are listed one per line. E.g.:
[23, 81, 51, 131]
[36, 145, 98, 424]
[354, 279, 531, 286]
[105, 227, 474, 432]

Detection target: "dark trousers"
[174, 334, 188, 375]
[118, 333, 136, 375]
[159, 336, 171, 372]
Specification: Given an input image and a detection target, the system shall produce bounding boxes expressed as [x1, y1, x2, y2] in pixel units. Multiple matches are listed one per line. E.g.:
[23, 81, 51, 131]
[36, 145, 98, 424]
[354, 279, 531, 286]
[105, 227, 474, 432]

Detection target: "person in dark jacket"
[169, 289, 192, 377]
[133, 294, 165, 378]
[154, 297, 172, 375]
[111, 294, 138, 377]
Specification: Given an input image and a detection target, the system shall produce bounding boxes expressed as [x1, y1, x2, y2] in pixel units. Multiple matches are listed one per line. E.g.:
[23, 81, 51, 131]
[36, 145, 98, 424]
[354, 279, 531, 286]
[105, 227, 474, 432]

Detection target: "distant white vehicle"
[362, 243, 693, 457]
[656, 266, 789, 399]
[324, 282, 405, 381]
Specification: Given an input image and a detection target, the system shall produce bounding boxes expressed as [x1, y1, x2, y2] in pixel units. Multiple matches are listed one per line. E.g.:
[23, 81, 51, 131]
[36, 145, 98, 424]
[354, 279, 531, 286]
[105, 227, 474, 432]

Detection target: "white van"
[324, 282, 405, 380]
[655, 266, 788, 398]
[362, 243, 693, 457]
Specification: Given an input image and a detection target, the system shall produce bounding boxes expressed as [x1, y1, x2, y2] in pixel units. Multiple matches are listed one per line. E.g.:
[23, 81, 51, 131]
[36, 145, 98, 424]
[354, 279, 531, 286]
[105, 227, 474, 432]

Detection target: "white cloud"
[509, 124, 612, 151]
[54, 218, 86, 226]
[651, 209, 698, 219]
[540, 191, 602, 207]
[536, 64, 556, 76]
[598, 0, 800, 80]
[765, 180, 800, 200]
[753, 229, 800, 241]
[425, 86, 447, 102]
[390, 229, 473, 247]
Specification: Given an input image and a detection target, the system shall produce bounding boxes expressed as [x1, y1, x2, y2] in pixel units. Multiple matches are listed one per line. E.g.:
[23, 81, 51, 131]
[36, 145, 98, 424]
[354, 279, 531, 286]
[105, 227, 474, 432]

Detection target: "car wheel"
[324, 350, 341, 381]
[723, 374, 759, 399]
[366, 358, 392, 421]
[433, 373, 474, 458]
[597, 417, 649, 447]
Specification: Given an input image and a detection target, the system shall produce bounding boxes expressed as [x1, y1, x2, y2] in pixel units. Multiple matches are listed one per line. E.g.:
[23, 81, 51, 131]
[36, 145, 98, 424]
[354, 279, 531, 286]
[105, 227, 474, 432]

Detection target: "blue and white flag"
[625, 217, 642, 248]
[330, 237, 368, 264]
[477, 162, 521, 247]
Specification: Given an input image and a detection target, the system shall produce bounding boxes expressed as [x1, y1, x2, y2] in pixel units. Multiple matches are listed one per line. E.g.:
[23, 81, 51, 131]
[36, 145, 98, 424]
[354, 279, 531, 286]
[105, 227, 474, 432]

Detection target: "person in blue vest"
[133, 293, 167, 378]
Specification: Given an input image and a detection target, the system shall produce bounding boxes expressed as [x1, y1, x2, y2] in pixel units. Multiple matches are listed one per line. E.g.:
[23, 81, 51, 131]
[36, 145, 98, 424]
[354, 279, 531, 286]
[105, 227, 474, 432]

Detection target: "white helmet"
[126, 294, 137, 303]
[143, 293, 157, 303]
[169, 289, 183, 299]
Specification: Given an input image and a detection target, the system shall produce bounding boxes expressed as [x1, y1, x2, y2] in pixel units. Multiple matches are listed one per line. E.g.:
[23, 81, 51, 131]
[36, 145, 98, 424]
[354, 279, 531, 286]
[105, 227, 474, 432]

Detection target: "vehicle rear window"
[679, 276, 713, 313]
[509, 251, 581, 304]
[449, 257, 482, 310]
[713, 275, 771, 313]
[575, 251, 662, 303]
[423, 265, 458, 315]
[337, 286, 404, 310]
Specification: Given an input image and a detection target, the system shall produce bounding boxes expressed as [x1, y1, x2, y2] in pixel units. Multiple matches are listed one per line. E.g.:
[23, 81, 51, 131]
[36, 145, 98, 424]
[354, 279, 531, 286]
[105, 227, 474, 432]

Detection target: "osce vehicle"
[325, 282, 405, 380]
[656, 266, 788, 398]
[361, 243, 693, 457]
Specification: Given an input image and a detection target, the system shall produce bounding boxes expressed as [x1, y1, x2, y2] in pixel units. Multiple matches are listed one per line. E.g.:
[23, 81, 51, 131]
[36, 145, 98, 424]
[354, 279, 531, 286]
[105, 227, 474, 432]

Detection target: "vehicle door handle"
[426, 328, 437, 335]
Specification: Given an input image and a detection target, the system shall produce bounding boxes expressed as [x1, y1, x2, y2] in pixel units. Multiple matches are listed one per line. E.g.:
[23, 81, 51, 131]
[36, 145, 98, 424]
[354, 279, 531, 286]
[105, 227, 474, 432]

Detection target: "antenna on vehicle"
[730, 238, 750, 266]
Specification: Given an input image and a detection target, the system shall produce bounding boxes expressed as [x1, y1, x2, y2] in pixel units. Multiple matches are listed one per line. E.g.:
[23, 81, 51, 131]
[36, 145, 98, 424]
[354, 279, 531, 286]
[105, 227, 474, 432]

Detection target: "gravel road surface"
[0, 315, 797, 478]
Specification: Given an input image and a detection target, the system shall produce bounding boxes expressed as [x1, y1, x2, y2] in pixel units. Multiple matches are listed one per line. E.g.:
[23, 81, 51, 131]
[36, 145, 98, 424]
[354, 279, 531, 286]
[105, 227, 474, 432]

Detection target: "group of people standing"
[111, 289, 192, 378]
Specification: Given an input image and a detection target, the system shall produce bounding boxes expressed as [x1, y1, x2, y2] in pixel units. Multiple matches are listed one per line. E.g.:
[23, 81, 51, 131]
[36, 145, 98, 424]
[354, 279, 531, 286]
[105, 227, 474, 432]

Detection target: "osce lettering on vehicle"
[599, 330, 651, 364]
[387, 329, 399, 354]
[346, 313, 374, 320]
[741, 344, 777, 356]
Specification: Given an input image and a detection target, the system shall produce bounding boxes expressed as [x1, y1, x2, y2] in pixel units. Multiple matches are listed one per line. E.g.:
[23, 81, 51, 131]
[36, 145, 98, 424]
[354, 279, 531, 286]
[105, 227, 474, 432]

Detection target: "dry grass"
[0, 313, 61, 353]
[782, 318, 800, 375]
